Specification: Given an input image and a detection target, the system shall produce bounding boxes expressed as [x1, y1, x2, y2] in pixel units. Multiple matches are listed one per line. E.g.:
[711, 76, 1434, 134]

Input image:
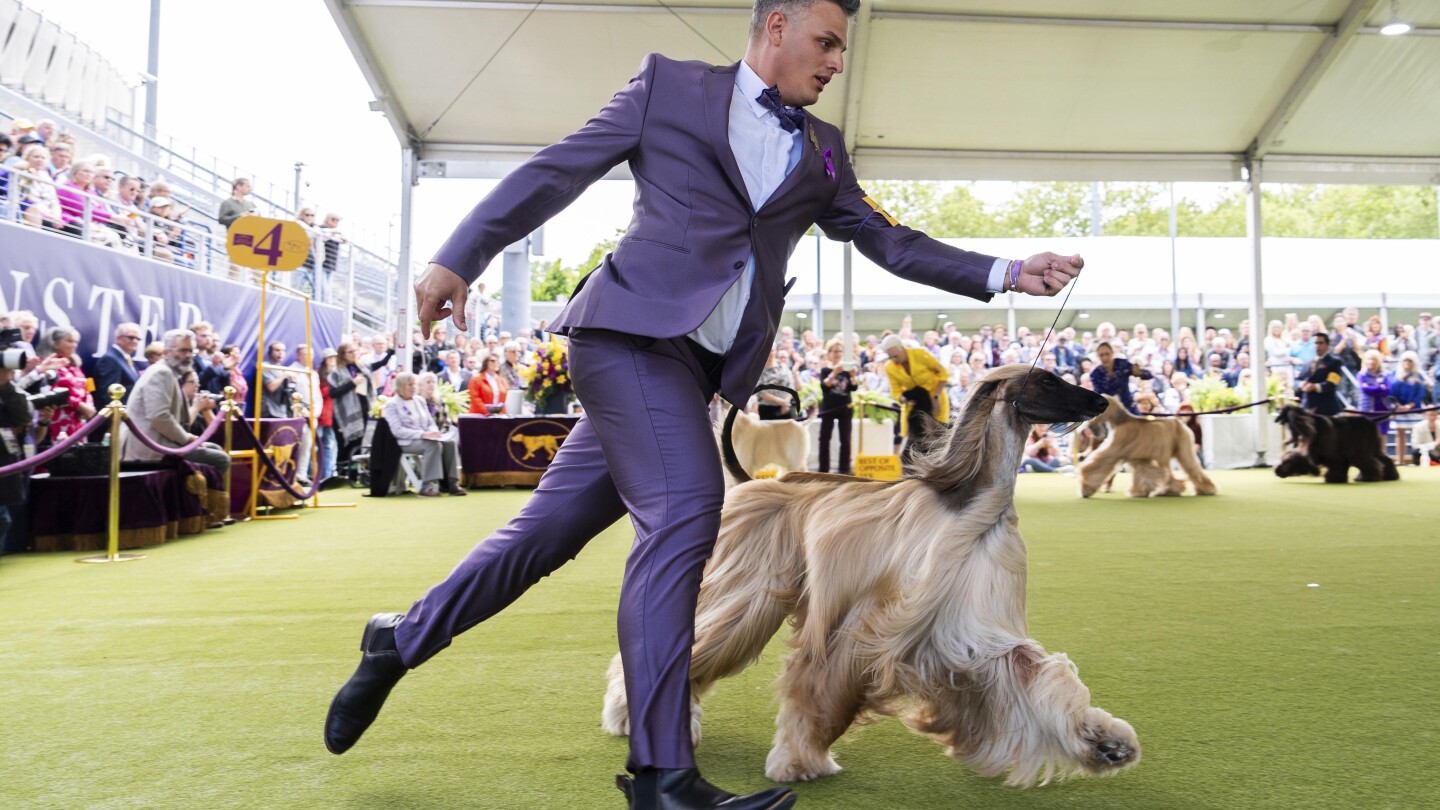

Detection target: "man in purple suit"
[325, 2, 1082, 807]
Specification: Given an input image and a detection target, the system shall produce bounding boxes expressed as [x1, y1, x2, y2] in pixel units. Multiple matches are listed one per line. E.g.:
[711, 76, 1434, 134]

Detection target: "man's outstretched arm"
[419, 55, 657, 335]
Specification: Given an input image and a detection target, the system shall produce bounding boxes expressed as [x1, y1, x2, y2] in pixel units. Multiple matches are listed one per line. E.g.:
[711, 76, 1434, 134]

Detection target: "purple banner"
[0, 223, 344, 376]
[457, 415, 577, 486]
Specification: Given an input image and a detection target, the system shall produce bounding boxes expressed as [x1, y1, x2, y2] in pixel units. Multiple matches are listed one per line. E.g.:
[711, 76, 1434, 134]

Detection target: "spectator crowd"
[1, 117, 349, 297]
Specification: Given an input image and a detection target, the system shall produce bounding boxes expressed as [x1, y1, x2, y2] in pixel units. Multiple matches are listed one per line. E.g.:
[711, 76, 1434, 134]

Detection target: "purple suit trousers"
[394, 329, 723, 769]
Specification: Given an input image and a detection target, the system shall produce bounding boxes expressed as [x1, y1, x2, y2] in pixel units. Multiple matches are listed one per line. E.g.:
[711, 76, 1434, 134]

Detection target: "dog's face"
[983, 367, 1107, 426]
[1274, 449, 1321, 478]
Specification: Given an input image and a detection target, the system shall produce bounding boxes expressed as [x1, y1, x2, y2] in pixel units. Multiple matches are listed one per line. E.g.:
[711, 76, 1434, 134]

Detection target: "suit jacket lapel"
[703, 64, 751, 211]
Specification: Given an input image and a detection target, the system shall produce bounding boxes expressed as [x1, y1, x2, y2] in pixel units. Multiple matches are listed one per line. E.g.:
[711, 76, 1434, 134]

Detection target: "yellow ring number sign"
[226, 216, 310, 271]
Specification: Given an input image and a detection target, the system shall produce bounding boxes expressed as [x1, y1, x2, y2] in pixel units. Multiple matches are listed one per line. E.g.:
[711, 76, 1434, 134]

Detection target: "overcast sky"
[21, 0, 635, 278]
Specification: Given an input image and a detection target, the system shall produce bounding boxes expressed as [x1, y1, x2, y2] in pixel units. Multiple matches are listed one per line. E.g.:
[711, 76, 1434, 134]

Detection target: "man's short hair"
[503, 341, 521, 353]
[163, 328, 195, 349]
[114, 322, 142, 339]
[750, 0, 860, 38]
[233, 177, 250, 191]
[190, 320, 213, 334]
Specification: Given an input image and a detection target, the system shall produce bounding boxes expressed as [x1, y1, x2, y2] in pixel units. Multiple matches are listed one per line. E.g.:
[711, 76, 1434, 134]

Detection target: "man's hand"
[422, 430, 442, 440]
[1016, 253, 1084, 296]
[415, 263, 469, 338]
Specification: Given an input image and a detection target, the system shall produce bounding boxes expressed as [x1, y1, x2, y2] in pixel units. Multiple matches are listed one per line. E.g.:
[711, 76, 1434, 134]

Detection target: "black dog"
[1273, 406, 1399, 484]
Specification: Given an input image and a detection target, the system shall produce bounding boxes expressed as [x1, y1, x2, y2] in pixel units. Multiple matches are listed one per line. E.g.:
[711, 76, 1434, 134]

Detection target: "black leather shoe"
[616, 769, 796, 810]
[324, 613, 408, 754]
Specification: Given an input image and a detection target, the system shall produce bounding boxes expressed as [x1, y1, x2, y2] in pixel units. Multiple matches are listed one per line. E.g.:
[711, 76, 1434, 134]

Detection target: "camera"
[0, 327, 35, 371]
[20, 371, 67, 409]
[196, 391, 223, 402]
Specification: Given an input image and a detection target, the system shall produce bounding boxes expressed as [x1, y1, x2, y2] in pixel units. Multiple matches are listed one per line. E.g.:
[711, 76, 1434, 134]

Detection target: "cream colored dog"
[1077, 396, 1217, 498]
[719, 406, 809, 486]
[605, 367, 1139, 787]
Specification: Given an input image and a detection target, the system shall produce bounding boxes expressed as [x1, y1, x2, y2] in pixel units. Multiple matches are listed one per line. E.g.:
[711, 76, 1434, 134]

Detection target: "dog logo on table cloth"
[506, 420, 572, 470]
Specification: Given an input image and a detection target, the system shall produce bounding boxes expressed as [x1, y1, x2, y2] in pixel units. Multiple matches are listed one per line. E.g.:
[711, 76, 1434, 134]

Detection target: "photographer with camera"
[0, 327, 63, 555]
[0, 364, 34, 555]
[260, 341, 298, 419]
[36, 326, 95, 441]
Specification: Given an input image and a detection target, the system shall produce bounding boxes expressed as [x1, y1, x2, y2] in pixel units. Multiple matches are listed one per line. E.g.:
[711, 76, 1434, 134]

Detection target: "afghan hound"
[1273, 406, 1398, 483]
[1076, 396, 1217, 498]
[603, 366, 1140, 786]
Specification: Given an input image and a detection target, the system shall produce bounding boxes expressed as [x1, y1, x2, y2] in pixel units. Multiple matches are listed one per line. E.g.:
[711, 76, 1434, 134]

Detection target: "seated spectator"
[1161, 372, 1191, 413]
[383, 372, 465, 497]
[14, 145, 64, 231]
[1410, 410, 1439, 466]
[501, 341, 527, 391]
[55, 161, 114, 237]
[120, 330, 233, 493]
[1174, 346, 1199, 377]
[416, 372, 456, 438]
[1021, 424, 1071, 473]
[37, 326, 96, 440]
[468, 351, 508, 415]
[179, 370, 217, 435]
[1223, 352, 1250, 388]
[46, 141, 72, 181]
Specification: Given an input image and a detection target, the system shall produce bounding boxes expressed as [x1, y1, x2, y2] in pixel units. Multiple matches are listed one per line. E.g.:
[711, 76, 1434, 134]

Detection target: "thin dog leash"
[1012, 262, 1080, 406]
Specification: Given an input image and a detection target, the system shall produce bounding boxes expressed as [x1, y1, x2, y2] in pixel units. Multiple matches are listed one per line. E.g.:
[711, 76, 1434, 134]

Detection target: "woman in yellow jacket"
[882, 334, 949, 461]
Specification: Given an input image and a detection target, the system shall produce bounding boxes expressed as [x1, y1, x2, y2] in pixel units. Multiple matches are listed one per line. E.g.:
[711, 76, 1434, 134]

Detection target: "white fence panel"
[0, 5, 38, 87]
[40, 29, 74, 106]
[16, 13, 52, 95]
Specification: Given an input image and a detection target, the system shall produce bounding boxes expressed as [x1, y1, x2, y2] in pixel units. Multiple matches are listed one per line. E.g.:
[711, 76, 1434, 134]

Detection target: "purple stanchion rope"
[230, 416, 321, 501]
[120, 411, 227, 456]
[0, 409, 110, 478]
[1343, 403, 1440, 417]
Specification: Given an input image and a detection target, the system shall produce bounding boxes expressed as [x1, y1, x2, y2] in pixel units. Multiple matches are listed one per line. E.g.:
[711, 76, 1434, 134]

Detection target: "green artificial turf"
[2, 468, 1438, 809]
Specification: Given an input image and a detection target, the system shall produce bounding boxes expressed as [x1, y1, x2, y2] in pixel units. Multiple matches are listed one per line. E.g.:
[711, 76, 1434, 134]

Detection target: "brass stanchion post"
[78, 385, 144, 563]
[222, 385, 238, 521]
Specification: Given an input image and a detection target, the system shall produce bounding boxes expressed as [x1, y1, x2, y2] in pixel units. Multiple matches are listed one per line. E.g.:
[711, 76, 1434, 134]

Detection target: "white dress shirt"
[690, 61, 1008, 356]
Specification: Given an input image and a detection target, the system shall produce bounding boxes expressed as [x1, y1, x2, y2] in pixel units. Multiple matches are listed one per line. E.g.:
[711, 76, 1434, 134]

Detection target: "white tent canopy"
[327, 0, 1440, 183]
[324, 0, 1440, 464]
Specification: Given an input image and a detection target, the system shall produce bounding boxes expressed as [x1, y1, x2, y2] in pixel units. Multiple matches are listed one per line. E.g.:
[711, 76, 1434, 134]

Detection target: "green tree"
[530, 234, 619, 302]
[992, 182, 1093, 237]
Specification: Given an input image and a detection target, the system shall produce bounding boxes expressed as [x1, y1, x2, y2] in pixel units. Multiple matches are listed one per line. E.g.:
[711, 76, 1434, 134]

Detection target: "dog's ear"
[971, 379, 1002, 403]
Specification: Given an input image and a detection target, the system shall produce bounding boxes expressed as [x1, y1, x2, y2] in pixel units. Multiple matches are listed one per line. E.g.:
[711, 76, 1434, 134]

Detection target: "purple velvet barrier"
[229, 417, 304, 513]
[121, 412, 225, 455]
[456, 415, 578, 487]
[28, 470, 177, 552]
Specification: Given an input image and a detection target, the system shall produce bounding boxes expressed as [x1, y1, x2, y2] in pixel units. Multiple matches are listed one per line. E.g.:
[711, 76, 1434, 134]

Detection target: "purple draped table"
[230, 417, 306, 514]
[28, 459, 226, 552]
[457, 415, 578, 487]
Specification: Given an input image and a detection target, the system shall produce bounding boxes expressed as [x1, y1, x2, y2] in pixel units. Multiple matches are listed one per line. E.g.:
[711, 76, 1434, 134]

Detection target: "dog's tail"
[721, 384, 802, 485]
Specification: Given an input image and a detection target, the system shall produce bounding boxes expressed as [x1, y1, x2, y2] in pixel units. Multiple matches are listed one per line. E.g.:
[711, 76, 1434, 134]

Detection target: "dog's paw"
[1077, 715, 1140, 772]
[765, 746, 841, 783]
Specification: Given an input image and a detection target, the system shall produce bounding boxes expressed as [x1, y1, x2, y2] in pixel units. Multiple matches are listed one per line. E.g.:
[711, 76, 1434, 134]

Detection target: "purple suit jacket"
[433, 54, 999, 405]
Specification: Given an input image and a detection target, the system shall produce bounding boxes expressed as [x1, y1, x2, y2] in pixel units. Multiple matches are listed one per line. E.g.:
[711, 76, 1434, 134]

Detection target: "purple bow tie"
[756, 86, 806, 134]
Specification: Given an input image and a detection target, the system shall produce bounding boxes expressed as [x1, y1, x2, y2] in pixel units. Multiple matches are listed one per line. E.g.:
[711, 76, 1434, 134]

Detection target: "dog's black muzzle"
[1012, 371, 1108, 425]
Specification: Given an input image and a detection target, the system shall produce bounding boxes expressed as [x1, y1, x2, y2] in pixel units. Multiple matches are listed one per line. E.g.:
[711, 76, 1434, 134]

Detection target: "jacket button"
[732, 260, 745, 270]
[751, 216, 760, 228]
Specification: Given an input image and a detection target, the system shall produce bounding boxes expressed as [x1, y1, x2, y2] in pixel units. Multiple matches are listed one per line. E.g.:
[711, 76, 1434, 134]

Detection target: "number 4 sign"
[226, 216, 311, 271]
